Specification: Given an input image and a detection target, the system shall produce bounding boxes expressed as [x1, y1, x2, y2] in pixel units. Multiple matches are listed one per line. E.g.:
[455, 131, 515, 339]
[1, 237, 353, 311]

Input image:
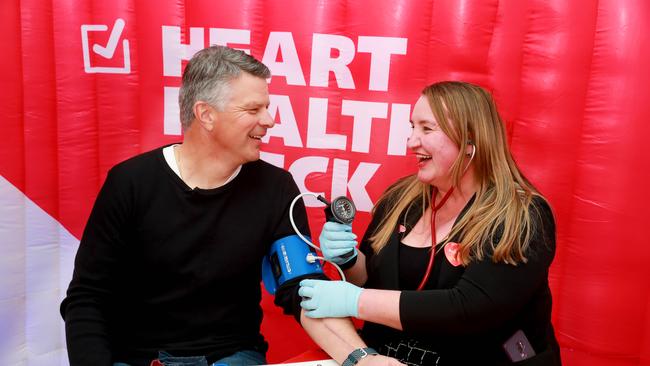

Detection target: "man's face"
[211, 72, 273, 165]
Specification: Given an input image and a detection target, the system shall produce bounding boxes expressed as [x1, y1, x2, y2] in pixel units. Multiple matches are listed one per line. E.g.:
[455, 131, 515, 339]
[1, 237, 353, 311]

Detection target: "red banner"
[2, 1, 650, 365]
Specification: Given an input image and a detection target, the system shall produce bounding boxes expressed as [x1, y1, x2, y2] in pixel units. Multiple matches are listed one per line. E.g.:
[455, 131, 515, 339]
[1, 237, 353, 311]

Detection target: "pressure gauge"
[328, 196, 356, 224]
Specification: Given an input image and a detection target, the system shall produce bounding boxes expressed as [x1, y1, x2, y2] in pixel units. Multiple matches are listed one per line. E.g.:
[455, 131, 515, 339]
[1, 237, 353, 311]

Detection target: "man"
[61, 46, 401, 366]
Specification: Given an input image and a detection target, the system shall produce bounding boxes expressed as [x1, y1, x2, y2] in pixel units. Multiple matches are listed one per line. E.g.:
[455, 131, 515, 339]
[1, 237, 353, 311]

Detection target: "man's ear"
[193, 101, 216, 131]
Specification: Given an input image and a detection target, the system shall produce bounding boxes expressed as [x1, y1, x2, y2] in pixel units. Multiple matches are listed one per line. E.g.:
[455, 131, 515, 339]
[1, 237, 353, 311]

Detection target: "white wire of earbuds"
[463, 142, 476, 174]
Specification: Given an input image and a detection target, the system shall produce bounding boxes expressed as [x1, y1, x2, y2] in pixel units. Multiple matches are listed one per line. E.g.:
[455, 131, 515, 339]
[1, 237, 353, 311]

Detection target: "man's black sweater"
[60, 146, 309, 366]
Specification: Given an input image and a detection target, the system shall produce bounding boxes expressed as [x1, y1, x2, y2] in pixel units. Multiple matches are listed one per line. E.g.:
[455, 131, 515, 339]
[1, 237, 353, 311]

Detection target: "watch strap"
[342, 347, 378, 366]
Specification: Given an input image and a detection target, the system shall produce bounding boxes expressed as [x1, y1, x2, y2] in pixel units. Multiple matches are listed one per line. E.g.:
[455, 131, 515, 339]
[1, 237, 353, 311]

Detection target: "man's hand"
[299, 279, 362, 318]
[319, 222, 358, 264]
[358, 355, 406, 365]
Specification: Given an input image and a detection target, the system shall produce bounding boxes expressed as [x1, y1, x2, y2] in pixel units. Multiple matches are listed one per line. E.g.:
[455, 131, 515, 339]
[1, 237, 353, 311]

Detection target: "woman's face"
[407, 95, 461, 187]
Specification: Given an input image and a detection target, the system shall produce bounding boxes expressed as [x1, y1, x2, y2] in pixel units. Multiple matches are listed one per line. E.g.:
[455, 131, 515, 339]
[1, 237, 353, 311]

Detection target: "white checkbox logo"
[81, 18, 131, 74]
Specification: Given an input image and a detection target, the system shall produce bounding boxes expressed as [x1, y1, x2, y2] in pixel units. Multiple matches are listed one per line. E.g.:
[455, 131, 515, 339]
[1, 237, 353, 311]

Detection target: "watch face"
[332, 196, 356, 224]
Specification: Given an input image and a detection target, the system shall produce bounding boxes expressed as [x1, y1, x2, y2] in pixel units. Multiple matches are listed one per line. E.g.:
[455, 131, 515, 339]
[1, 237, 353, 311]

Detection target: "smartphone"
[502, 329, 536, 362]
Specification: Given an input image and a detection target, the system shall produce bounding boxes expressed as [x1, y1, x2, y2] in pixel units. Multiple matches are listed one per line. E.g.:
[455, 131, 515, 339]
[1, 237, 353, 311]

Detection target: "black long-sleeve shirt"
[359, 186, 560, 365]
[60, 146, 310, 366]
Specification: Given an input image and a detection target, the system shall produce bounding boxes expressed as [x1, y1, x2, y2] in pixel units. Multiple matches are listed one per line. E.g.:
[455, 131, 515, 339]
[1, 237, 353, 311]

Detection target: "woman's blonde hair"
[369, 81, 544, 265]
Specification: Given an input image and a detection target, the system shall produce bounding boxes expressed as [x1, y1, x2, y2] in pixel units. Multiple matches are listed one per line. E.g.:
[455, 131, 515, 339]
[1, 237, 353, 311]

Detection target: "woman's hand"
[319, 221, 358, 265]
[299, 279, 362, 318]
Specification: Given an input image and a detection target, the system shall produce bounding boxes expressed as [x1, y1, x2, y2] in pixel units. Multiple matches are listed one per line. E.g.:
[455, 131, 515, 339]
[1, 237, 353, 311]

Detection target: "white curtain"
[0, 176, 75, 366]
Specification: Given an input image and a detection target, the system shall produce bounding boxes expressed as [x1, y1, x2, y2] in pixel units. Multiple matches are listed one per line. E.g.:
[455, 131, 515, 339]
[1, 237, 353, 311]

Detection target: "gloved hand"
[299, 279, 362, 318]
[319, 221, 358, 265]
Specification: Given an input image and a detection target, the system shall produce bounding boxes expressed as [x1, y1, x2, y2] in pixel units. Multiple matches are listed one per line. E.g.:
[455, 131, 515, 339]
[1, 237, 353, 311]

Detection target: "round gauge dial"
[331, 196, 356, 224]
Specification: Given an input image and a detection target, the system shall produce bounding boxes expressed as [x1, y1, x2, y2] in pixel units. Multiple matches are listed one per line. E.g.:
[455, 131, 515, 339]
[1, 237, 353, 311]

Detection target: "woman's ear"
[466, 139, 475, 156]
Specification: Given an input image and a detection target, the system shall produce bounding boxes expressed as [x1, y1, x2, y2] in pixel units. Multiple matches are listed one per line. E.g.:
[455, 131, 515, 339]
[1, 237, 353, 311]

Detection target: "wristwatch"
[342, 347, 379, 366]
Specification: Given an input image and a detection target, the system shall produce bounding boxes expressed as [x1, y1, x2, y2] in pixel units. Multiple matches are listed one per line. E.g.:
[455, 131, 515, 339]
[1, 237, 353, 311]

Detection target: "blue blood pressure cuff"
[262, 235, 323, 295]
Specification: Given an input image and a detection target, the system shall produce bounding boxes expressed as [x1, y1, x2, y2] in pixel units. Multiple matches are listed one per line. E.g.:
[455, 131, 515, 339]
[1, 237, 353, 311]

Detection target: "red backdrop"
[1, 1, 649, 365]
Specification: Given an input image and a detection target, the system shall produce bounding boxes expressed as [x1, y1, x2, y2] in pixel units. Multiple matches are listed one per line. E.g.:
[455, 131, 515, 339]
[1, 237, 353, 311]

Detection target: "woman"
[299, 81, 561, 365]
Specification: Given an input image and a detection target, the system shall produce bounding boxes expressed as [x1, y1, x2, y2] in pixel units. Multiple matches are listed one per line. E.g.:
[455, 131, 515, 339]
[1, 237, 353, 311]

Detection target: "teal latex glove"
[299, 279, 362, 318]
[319, 221, 358, 265]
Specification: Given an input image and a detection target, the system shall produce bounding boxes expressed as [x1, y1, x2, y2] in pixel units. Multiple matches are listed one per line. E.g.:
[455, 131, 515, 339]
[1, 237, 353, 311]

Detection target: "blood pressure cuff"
[262, 235, 323, 294]
[262, 235, 326, 321]
[274, 272, 329, 322]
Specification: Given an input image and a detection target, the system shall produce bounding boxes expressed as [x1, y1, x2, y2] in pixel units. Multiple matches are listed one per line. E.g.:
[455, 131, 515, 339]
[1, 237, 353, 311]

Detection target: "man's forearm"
[64, 317, 113, 366]
[300, 310, 366, 364]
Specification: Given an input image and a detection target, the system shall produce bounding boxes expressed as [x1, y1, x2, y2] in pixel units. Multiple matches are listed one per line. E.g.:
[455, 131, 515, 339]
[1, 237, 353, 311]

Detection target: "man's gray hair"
[178, 45, 271, 129]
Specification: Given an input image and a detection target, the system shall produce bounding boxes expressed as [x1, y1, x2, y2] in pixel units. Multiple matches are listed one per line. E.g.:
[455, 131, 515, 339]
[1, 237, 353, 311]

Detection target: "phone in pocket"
[502, 329, 536, 362]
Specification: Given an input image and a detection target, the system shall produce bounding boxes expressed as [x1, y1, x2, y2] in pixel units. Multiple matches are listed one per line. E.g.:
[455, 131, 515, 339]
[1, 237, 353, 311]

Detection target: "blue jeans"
[113, 349, 267, 366]
[214, 350, 266, 366]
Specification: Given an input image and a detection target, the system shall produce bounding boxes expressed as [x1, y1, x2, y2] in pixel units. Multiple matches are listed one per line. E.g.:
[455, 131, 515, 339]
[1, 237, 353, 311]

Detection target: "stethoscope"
[415, 141, 475, 291]
[416, 186, 455, 290]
